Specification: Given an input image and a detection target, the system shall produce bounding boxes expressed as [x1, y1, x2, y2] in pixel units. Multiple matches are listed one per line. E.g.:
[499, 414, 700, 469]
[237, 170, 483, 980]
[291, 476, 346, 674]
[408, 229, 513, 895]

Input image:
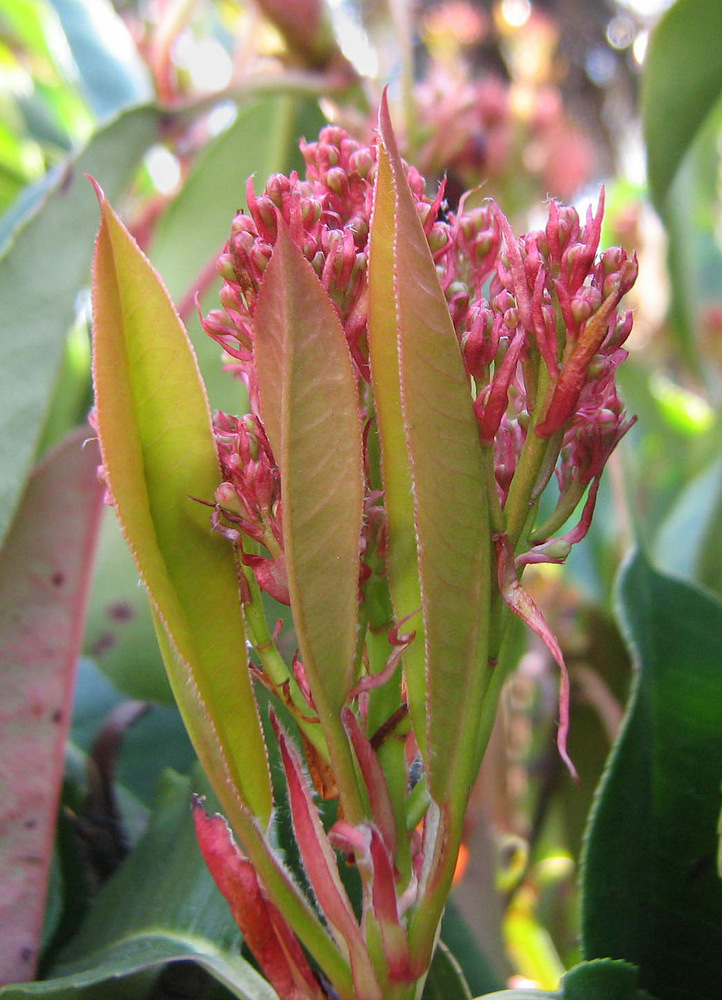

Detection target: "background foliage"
[1, 0, 722, 997]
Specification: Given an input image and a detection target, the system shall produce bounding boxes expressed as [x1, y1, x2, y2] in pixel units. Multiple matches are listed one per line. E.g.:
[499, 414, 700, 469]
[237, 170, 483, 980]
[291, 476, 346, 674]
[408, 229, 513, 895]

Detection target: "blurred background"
[1, 0, 721, 993]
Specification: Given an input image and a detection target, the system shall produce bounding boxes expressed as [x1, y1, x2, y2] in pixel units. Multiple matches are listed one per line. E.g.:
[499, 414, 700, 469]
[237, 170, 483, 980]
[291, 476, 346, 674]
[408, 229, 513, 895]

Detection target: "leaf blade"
[377, 96, 491, 804]
[0, 430, 104, 986]
[253, 219, 364, 718]
[91, 186, 272, 824]
[0, 105, 160, 548]
[367, 129, 427, 753]
[582, 550, 722, 1000]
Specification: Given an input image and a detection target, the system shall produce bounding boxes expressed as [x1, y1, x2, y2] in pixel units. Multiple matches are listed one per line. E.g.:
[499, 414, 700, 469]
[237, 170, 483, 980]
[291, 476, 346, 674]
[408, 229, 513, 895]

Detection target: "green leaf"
[367, 109, 426, 754]
[151, 97, 317, 303]
[70, 658, 194, 807]
[48, 0, 152, 119]
[83, 507, 170, 704]
[90, 187, 272, 826]
[0, 430, 104, 987]
[253, 219, 364, 718]
[421, 941, 472, 1000]
[0, 770, 279, 1000]
[376, 95, 491, 805]
[562, 960, 654, 1000]
[0, 104, 160, 549]
[654, 453, 722, 595]
[439, 901, 505, 997]
[476, 959, 657, 1000]
[581, 549, 722, 1000]
[642, 0, 722, 210]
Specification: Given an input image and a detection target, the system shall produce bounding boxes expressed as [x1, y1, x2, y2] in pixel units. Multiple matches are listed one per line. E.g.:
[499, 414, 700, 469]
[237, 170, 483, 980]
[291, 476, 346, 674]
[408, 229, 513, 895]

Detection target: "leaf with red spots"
[0, 429, 104, 985]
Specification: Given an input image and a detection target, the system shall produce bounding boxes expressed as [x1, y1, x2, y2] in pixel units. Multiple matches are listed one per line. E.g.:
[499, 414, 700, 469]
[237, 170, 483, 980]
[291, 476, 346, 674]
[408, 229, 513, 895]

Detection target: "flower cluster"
[203, 126, 447, 389]
[204, 125, 636, 602]
[442, 191, 637, 554]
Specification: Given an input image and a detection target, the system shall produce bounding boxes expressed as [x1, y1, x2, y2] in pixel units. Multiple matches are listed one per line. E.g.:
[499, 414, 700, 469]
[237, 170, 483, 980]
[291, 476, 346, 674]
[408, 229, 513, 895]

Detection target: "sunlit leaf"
[90, 185, 272, 826]
[0, 430, 103, 986]
[367, 122, 426, 754]
[150, 96, 327, 414]
[48, 0, 152, 119]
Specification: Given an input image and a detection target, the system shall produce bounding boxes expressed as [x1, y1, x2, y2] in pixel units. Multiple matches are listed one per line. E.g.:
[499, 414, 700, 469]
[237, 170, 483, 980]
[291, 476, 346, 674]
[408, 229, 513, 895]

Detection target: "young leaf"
[367, 129, 427, 754]
[90, 184, 272, 826]
[375, 95, 492, 807]
[193, 803, 325, 1000]
[253, 219, 364, 718]
[271, 714, 382, 1000]
[0, 430, 104, 986]
[582, 550, 722, 1000]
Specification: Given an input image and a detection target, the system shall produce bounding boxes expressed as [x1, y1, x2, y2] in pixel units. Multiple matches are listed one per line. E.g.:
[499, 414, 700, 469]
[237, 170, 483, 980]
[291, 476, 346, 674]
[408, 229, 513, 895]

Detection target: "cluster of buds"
[195, 112, 637, 1000]
[205, 128, 636, 604]
[443, 191, 637, 556]
[203, 126, 448, 389]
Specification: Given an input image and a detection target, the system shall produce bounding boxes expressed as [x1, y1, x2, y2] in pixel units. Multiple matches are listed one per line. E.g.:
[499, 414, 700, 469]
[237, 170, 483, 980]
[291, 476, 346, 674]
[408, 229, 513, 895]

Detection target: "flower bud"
[349, 148, 374, 179]
[325, 166, 349, 196]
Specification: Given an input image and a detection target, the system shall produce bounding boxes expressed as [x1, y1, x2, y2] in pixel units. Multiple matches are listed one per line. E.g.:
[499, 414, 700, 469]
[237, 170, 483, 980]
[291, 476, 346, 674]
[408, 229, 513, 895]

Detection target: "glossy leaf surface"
[582, 550, 722, 1000]
[376, 96, 491, 803]
[0, 105, 159, 549]
[91, 187, 271, 824]
[642, 0, 722, 210]
[0, 430, 103, 986]
[254, 219, 364, 717]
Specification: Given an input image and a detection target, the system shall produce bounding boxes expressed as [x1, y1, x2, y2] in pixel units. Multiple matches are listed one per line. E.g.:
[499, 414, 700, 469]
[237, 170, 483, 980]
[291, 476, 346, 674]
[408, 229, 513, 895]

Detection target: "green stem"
[504, 364, 556, 550]
[405, 774, 430, 830]
[241, 564, 329, 759]
[365, 625, 413, 883]
[320, 708, 370, 826]
[482, 442, 506, 535]
[528, 479, 586, 544]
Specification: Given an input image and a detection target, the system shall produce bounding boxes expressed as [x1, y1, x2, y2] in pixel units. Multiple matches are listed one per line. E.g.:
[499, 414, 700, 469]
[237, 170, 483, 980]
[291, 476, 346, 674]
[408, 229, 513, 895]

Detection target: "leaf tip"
[378, 87, 394, 151]
[86, 174, 106, 207]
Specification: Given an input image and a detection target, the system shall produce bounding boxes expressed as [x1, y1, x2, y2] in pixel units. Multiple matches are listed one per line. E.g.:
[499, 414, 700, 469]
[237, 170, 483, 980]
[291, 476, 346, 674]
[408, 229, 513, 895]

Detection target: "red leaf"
[0, 430, 104, 984]
[494, 533, 577, 780]
[193, 800, 324, 1000]
[341, 709, 397, 859]
[271, 713, 383, 1000]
